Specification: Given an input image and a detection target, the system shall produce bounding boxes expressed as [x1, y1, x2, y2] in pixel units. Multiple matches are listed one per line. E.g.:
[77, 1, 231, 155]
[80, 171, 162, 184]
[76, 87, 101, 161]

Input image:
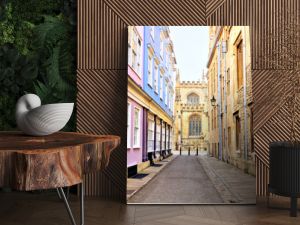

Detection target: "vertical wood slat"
[77, 0, 127, 70]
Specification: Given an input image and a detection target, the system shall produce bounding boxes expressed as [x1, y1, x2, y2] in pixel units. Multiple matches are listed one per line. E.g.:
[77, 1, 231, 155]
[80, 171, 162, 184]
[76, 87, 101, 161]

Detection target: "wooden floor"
[0, 192, 300, 225]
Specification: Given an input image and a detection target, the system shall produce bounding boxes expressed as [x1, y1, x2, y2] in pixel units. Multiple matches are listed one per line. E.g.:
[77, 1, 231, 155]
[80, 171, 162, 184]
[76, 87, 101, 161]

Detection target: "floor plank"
[0, 192, 300, 225]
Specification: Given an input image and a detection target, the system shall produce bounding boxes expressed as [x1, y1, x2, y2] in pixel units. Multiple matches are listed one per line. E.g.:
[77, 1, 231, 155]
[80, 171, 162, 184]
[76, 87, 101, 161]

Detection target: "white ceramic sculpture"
[16, 94, 74, 136]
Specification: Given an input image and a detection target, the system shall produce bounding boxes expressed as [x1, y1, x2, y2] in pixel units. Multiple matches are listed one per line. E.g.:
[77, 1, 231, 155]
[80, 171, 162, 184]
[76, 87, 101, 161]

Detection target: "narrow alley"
[128, 154, 255, 204]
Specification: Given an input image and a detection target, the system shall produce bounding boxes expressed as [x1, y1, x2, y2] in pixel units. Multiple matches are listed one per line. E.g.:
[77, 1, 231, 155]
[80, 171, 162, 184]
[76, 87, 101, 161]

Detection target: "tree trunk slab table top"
[0, 131, 120, 191]
[0, 131, 120, 225]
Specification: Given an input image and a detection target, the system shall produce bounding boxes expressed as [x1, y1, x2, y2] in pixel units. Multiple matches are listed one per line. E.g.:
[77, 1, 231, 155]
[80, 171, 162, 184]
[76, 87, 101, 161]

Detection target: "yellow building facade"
[207, 26, 255, 175]
[174, 71, 209, 152]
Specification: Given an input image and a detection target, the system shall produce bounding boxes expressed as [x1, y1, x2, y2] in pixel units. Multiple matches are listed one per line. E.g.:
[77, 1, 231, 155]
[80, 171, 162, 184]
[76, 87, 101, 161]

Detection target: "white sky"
[169, 26, 209, 82]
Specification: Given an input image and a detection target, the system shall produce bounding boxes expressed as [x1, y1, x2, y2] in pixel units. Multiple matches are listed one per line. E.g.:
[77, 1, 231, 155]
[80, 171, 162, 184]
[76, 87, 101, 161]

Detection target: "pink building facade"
[127, 26, 145, 174]
[128, 26, 144, 87]
[127, 100, 143, 168]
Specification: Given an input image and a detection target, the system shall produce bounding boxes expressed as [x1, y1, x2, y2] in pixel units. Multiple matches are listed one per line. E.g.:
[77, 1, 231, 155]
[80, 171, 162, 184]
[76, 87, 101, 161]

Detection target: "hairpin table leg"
[80, 182, 84, 225]
[56, 183, 84, 225]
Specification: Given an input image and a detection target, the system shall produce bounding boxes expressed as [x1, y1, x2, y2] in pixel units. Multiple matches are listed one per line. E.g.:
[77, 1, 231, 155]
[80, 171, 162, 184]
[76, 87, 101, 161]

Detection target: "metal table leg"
[56, 183, 84, 225]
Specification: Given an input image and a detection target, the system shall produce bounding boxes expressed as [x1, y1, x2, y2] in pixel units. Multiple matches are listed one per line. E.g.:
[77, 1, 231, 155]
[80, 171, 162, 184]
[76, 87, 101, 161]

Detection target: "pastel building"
[127, 26, 176, 176]
[207, 26, 254, 175]
[127, 26, 145, 176]
[142, 26, 176, 163]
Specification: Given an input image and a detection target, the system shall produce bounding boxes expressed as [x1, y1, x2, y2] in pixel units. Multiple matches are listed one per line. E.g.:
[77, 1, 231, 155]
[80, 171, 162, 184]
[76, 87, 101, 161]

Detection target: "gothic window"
[237, 39, 244, 89]
[187, 93, 199, 104]
[189, 115, 201, 136]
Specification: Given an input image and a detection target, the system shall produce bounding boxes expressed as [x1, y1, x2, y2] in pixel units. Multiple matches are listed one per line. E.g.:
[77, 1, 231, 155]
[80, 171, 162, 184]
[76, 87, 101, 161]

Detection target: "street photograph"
[127, 26, 255, 204]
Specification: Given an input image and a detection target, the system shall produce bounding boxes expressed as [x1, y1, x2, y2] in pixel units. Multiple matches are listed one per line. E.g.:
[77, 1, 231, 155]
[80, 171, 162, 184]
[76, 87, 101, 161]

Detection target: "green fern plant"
[33, 15, 76, 130]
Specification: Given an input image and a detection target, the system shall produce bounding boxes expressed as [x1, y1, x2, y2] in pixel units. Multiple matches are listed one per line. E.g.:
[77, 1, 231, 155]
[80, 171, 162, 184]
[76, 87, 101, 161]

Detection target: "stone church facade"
[174, 71, 209, 152]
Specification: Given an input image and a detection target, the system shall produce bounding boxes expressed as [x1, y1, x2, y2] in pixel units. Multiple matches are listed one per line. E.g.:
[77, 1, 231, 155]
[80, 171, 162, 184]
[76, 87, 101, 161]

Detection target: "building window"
[160, 32, 164, 58]
[154, 64, 159, 93]
[189, 115, 201, 136]
[150, 26, 155, 39]
[160, 75, 163, 99]
[162, 122, 166, 150]
[136, 39, 142, 75]
[169, 92, 172, 109]
[156, 121, 161, 151]
[127, 103, 131, 148]
[237, 40, 243, 89]
[128, 27, 142, 76]
[133, 108, 140, 147]
[235, 115, 241, 150]
[166, 126, 169, 149]
[227, 68, 230, 95]
[187, 93, 199, 104]
[132, 50, 137, 71]
[148, 55, 153, 86]
[128, 27, 133, 67]
[147, 115, 155, 152]
[164, 82, 168, 105]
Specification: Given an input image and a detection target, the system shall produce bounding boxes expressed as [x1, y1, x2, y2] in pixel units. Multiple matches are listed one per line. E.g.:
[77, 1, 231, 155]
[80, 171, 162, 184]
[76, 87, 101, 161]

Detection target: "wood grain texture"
[77, 0, 127, 70]
[77, 69, 127, 199]
[2, 193, 300, 225]
[205, 0, 299, 197]
[77, 0, 300, 200]
[206, 0, 300, 196]
[0, 132, 120, 191]
[104, 0, 206, 26]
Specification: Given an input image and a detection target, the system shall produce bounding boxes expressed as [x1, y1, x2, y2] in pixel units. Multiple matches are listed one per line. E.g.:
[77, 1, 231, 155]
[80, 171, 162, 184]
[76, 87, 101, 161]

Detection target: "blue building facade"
[142, 26, 175, 117]
[141, 26, 176, 163]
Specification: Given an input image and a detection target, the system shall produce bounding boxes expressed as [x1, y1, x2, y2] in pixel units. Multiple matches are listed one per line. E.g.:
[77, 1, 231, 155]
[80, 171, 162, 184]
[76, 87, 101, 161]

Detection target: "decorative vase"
[16, 94, 74, 136]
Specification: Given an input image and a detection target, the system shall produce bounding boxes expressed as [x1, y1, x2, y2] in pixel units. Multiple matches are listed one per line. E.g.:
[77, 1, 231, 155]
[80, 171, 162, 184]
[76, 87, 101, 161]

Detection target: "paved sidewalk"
[198, 155, 256, 204]
[127, 155, 177, 200]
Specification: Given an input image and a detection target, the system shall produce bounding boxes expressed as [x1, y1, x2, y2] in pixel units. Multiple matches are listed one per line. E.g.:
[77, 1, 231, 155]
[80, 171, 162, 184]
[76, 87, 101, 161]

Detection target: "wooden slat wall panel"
[77, 0, 300, 200]
[104, 0, 206, 26]
[77, 0, 127, 70]
[206, 0, 225, 18]
[77, 69, 127, 201]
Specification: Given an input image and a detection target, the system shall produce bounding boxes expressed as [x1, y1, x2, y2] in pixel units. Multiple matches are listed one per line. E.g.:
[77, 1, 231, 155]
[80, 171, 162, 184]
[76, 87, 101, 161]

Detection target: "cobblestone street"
[128, 154, 255, 204]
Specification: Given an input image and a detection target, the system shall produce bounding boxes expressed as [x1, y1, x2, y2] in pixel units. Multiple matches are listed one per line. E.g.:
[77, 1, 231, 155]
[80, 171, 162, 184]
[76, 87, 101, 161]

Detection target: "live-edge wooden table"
[0, 131, 120, 225]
